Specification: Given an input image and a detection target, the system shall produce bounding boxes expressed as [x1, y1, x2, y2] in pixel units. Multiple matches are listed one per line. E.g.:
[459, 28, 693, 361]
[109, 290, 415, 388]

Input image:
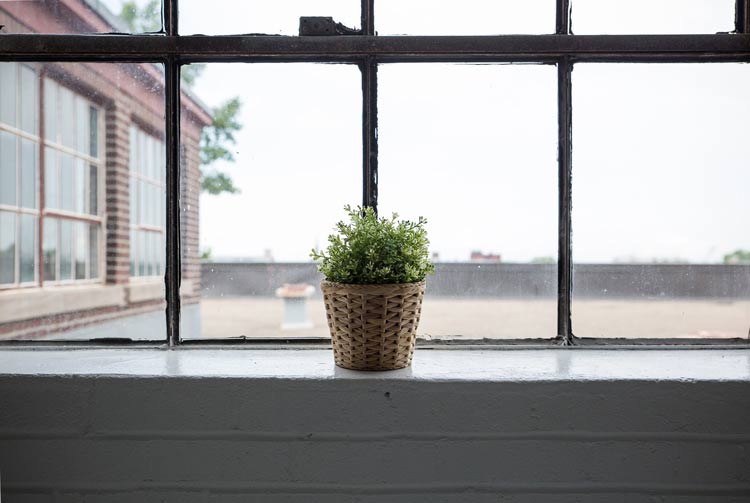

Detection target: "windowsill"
[0, 347, 748, 382]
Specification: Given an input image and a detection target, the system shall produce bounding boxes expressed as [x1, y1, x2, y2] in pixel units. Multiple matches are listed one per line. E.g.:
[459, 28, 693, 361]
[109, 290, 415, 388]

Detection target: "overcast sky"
[101, 0, 749, 263]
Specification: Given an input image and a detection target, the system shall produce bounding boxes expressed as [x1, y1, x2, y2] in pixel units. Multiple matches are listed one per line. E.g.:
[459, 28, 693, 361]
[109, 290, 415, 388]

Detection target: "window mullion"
[165, 57, 180, 347]
[737, 0, 750, 33]
[556, 0, 571, 35]
[361, 58, 378, 213]
[557, 57, 574, 345]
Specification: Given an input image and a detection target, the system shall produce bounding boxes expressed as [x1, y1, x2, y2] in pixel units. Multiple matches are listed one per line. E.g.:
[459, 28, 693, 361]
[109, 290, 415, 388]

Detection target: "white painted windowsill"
[0, 348, 749, 382]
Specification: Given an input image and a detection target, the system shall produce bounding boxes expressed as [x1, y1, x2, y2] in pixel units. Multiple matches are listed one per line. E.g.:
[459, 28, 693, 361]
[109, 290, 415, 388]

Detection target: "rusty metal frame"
[0, 0, 748, 347]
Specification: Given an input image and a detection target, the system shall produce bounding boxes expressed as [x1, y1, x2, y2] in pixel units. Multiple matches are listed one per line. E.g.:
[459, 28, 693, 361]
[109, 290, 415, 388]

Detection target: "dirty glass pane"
[572, 0, 734, 34]
[0, 62, 165, 342]
[572, 63, 750, 339]
[379, 63, 559, 340]
[378, 0, 555, 35]
[181, 63, 361, 340]
[0, 63, 17, 127]
[179, 0, 359, 35]
[0, 0, 161, 34]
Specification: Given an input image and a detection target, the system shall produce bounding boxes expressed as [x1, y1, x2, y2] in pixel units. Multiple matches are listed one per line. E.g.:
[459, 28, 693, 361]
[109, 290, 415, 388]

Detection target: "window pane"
[20, 138, 37, 209]
[19, 214, 36, 283]
[572, 0, 735, 34]
[60, 154, 74, 212]
[180, 0, 359, 35]
[0, 0, 160, 33]
[59, 220, 72, 281]
[1, 61, 166, 342]
[89, 225, 99, 279]
[75, 158, 86, 214]
[0, 212, 15, 285]
[0, 132, 16, 206]
[130, 228, 136, 276]
[19, 65, 37, 135]
[572, 63, 750, 339]
[89, 107, 98, 158]
[45, 148, 58, 209]
[182, 63, 361, 340]
[89, 164, 98, 215]
[378, 64, 558, 340]
[60, 87, 75, 149]
[74, 221, 86, 280]
[0, 62, 16, 127]
[378, 0, 555, 35]
[43, 218, 57, 282]
[44, 79, 58, 143]
[76, 97, 88, 154]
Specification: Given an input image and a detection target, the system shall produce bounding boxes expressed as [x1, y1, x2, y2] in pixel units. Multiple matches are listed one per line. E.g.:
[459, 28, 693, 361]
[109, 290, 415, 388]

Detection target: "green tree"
[118, 1, 242, 195]
[723, 249, 750, 264]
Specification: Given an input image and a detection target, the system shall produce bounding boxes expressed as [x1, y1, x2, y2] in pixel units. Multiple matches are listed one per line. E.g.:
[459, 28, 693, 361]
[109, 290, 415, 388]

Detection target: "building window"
[0, 62, 39, 287]
[129, 125, 166, 278]
[42, 77, 103, 284]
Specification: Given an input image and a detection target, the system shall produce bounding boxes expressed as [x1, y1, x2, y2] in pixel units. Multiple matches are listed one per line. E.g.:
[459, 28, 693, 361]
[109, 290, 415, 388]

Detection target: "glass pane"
[0, 0, 160, 34]
[20, 138, 37, 209]
[572, 63, 750, 339]
[0, 62, 16, 127]
[19, 214, 36, 283]
[0, 212, 15, 285]
[379, 64, 558, 340]
[181, 63, 361, 340]
[44, 79, 58, 144]
[74, 221, 86, 280]
[129, 228, 136, 276]
[75, 158, 86, 214]
[89, 164, 98, 215]
[89, 107, 98, 158]
[180, 0, 360, 35]
[89, 225, 99, 279]
[76, 97, 88, 154]
[43, 218, 57, 282]
[378, 0, 555, 35]
[59, 220, 72, 281]
[1, 61, 166, 342]
[0, 132, 16, 206]
[572, 0, 735, 34]
[60, 154, 74, 212]
[19, 65, 37, 135]
[45, 148, 58, 209]
[138, 230, 146, 276]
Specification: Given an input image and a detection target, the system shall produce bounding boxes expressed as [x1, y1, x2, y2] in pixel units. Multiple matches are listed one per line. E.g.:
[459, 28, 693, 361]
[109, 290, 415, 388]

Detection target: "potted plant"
[311, 206, 435, 370]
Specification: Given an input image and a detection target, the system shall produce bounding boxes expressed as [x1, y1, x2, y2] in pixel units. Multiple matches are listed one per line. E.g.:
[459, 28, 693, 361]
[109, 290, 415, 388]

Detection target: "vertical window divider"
[165, 0, 181, 346]
[737, 0, 750, 33]
[361, 0, 378, 213]
[557, 56, 574, 345]
[556, 0, 571, 35]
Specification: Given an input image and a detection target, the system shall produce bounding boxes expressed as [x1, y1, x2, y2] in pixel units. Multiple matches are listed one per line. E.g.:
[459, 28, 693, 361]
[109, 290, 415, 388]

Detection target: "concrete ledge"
[0, 349, 748, 502]
[125, 281, 164, 304]
[0, 284, 126, 324]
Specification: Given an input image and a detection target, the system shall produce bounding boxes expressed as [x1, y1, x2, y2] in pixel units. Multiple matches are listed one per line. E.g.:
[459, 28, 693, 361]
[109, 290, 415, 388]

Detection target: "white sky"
[101, 0, 749, 263]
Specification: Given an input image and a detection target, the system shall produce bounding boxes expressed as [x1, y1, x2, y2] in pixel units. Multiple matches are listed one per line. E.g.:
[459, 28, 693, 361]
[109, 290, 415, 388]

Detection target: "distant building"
[0, 1, 211, 339]
[470, 250, 501, 263]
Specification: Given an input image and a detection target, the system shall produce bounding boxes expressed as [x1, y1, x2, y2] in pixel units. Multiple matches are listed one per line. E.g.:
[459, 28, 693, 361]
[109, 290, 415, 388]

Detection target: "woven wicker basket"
[320, 280, 426, 370]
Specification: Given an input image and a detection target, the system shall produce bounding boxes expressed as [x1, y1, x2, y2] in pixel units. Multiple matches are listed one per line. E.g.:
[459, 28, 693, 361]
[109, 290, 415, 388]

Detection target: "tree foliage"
[118, 2, 243, 196]
[311, 206, 435, 284]
[723, 249, 750, 264]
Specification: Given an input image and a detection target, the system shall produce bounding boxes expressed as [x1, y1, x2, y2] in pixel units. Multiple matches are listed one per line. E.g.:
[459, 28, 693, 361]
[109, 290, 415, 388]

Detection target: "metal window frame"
[0, 0, 749, 348]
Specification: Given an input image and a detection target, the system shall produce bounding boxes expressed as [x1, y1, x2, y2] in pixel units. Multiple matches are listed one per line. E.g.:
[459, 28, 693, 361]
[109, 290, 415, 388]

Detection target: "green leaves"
[311, 206, 435, 284]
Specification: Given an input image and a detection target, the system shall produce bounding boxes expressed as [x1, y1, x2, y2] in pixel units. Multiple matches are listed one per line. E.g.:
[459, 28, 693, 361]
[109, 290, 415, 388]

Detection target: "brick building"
[0, 1, 211, 339]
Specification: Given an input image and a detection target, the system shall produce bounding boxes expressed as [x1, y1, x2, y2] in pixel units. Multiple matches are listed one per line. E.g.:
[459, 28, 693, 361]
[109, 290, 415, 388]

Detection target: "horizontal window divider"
[43, 209, 102, 223]
[0, 35, 749, 61]
[0, 123, 40, 142]
[0, 205, 39, 215]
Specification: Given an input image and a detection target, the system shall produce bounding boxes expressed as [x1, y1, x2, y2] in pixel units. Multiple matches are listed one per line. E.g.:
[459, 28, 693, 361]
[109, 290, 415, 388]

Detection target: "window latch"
[299, 17, 361, 36]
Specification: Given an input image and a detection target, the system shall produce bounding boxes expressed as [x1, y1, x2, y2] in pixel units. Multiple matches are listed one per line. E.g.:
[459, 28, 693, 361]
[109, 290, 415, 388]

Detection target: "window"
[129, 125, 166, 279]
[42, 77, 103, 284]
[1, 1, 748, 346]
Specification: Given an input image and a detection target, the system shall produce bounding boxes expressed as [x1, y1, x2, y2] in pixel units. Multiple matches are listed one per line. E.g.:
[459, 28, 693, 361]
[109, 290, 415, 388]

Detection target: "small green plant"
[311, 206, 435, 284]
